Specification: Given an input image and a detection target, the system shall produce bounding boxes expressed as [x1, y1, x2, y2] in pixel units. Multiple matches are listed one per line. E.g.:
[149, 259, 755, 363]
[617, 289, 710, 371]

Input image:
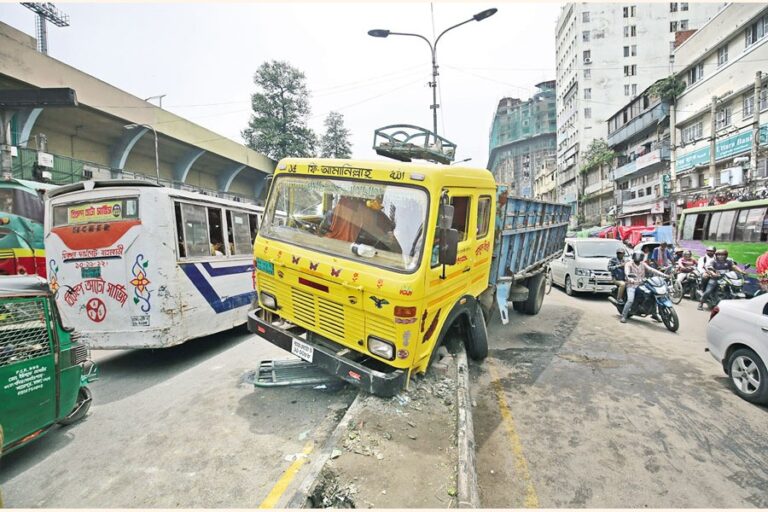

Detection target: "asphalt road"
[473, 287, 768, 508]
[0, 326, 356, 507]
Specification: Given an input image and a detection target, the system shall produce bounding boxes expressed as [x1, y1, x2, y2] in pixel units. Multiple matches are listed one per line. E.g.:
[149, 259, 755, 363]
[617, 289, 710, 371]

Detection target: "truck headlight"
[575, 268, 591, 276]
[259, 291, 277, 310]
[367, 336, 395, 360]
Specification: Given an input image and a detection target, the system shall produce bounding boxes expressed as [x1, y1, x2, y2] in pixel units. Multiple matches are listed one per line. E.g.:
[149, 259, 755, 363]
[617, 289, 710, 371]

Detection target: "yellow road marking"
[488, 361, 540, 508]
[258, 441, 314, 509]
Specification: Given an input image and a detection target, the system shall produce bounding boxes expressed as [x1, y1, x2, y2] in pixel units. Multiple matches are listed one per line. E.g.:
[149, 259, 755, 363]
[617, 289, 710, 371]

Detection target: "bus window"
[0, 189, 13, 213]
[734, 209, 749, 241]
[207, 207, 225, 256]
[716, 210, 736, 241]
[682, 213, 697, 240]
[707, 212, 721, 240]
[175, 202, 186, 258]
[226, 210, 252, 255]
[693, 213, 707, 240]
[180, 203, 210, 258]
[746, 207, 768, 242]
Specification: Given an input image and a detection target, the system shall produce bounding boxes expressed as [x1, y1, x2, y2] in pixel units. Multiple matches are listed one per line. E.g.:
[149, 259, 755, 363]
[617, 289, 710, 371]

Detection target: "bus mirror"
[439, 228, 459, 266]
[438, 203, 454, 229]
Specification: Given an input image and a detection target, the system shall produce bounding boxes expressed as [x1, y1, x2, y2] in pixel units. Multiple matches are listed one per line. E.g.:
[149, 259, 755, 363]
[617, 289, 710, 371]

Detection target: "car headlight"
[575, 268, 591, 276]
[259, 291, 277, 310]
[367, 336, 395, 360]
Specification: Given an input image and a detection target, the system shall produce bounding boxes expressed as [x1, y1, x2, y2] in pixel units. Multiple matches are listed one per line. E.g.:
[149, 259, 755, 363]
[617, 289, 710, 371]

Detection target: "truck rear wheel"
[467, 302, 489, 360]
[521, 273, 546, 315]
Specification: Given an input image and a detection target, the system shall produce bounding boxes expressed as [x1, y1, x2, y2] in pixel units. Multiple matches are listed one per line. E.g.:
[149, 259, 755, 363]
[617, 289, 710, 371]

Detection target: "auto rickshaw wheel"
[59, 387, 93, 426]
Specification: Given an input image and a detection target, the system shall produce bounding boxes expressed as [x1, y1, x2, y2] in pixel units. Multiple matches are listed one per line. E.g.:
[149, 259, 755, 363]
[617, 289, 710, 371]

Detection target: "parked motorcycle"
[608, 275, 679, 332]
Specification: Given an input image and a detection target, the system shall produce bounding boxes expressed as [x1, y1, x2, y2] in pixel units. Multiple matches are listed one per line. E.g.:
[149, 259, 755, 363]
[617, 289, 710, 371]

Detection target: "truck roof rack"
[373, 124, 456, 165]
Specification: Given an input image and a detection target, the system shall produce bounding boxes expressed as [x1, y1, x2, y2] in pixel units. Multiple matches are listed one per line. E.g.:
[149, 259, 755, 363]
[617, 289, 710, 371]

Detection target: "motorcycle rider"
[697, 246, 717, 291]
[608, 248, 627, 303]
[650, 241, 674, 268]
[676, 249, 698, 287]
[698, 248, 746, 310]
[621, 250, 668, 323]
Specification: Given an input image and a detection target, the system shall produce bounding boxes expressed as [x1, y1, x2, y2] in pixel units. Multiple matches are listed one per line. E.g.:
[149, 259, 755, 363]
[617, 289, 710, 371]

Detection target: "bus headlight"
[259, 292, 277, 310]
[367, 336, 395, 360]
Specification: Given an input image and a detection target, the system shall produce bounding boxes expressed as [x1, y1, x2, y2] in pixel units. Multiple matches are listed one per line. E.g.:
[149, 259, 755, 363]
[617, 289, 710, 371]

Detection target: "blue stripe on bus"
[201, 262, 254, 276]
[180, 263, 255, 313]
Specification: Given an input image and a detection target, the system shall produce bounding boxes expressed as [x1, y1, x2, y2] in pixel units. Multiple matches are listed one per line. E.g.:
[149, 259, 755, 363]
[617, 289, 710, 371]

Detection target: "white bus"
[44, 180, 264, 349]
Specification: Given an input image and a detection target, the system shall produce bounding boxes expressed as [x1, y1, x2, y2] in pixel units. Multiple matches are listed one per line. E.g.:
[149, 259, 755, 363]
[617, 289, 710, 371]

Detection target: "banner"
[67, 201, 123, 224]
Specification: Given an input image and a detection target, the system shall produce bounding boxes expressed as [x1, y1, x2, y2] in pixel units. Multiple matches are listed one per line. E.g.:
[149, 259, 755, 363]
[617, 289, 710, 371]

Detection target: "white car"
[549, 238, 627, 295]
[706, 293, 768, 405]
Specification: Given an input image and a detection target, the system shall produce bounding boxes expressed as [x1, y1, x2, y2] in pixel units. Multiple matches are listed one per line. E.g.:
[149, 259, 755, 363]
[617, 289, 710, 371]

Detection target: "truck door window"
[476, 196, 492, 239]
[450, 196, 471, 241]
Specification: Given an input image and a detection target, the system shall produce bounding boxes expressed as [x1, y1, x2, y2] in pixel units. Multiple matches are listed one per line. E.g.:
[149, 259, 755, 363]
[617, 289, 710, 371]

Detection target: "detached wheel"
[521, 273, 546, 315]
[727, 348, 768, 405]
[59, 387, 93, 425]
[565, 275, 575, 296]
[658, 306, 679, 332]
[467, 302, 488, 361]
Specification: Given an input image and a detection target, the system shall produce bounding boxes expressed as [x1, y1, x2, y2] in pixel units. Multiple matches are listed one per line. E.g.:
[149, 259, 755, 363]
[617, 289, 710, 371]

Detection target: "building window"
[623, 6, 635, 18]
[631, 84, 637, 96]
[584, 88, 592, 99]
[681, 2, 688, 10]
[680, 19, 689, 30]
[670, 21, 678, 32]
[583, 30, 590, 42]
[623, 64, 637, 76]
[624, 46, 630, 57]
[760, 86, 768, 111]
[582, 11, 590, 22]
[624, 84, 631, 96]
[716, 106, 732, 130]
[681, 121, 703, 143]
[670, 2, 678, 12]
[744, 94, 755, 119]
[585, 108, 592, 119]
[688, 63, 704, 84]
[717, 44, 728, 67]
[583, 50, 591, 62]
[584, 69, 591, 79]
[631, 44, 637, 56]
[745, 13, 768, 47]
[623, 25, 636, 38]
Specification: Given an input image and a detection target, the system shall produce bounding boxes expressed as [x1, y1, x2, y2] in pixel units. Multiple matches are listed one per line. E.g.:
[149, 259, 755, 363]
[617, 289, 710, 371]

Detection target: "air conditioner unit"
[583, 58, 592, 64]
[83, 168, 93, 179]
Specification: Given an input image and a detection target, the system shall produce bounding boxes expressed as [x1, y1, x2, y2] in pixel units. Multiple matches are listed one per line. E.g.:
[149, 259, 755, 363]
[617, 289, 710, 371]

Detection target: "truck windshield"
[577, 241, 624, 258]
[261, 176, 428, 272]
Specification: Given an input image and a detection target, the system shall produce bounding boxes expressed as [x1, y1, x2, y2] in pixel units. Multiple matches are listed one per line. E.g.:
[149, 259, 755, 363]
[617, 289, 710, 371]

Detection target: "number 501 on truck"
[248, 158, 570, 396]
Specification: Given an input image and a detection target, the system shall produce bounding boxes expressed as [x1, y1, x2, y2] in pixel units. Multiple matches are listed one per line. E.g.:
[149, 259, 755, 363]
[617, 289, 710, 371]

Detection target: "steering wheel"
[289, 214, 318, 234]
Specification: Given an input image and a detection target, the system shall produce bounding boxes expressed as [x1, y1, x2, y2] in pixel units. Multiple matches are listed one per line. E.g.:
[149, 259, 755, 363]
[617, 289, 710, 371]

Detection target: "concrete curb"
[280, 392, 366, 509]
[456, 350, 480, 508]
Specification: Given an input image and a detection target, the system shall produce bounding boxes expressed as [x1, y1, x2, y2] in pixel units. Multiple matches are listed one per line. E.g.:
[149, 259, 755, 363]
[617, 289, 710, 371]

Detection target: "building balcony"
[613, 160, 637, 181]
[607, 102, 669, 148]
[613, 146, 670, 181]
[584, 180, 614, 196]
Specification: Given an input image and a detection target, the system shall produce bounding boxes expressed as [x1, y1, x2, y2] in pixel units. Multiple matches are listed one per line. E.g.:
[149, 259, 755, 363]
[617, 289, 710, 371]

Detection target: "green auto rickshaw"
[0, 274, 98, 455]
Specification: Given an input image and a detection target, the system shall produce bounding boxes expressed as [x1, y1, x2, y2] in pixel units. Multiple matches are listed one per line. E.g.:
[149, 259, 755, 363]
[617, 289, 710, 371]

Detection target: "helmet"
[674, 247, 684, 254]
[706, 246, 716, 253]
[616, 248, 625, 256]
[683, 250, 692, 258]
[716, 248, 728, 260]
[632, 251, 644, 263]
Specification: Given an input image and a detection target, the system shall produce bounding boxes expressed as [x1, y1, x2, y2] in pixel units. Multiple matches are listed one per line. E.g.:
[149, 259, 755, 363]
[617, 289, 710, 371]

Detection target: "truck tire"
[467, 302, 489, 360]
[521, 273, 546, 315]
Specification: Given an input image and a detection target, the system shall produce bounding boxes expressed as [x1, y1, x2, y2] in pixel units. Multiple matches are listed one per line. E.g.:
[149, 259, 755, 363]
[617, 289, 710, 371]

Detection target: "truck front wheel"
[467, 302, 489, 360]
[521, 273, 546, 315]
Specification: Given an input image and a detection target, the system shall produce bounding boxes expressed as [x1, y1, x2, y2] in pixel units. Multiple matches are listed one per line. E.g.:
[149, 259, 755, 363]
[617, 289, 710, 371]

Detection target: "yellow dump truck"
[248, 158, 569, 395]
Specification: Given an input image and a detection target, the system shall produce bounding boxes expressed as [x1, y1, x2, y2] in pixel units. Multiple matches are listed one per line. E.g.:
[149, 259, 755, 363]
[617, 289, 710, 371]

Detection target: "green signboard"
[677, 124, 768, 172]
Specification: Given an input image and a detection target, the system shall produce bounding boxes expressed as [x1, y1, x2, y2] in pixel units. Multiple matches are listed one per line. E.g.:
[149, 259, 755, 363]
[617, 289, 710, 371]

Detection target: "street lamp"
[368, 8, 497, 141]
[124, 123, 160, 184]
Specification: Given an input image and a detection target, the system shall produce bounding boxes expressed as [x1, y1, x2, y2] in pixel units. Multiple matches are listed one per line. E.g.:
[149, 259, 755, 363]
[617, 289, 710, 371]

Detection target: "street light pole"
[368, 7, 497, 143]
[124, 123, 160, 184]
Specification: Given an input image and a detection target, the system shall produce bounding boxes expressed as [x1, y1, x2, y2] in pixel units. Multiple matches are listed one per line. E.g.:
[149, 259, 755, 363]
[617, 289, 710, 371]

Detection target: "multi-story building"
[608, 82, 672, 226]
[487, 81, 557, 199]
[671, 4, 768, 219]
[555, 2, 724, 226]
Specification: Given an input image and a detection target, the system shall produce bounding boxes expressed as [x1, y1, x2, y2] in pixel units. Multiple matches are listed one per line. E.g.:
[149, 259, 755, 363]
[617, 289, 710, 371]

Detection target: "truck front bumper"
[247, 309, 407, 397]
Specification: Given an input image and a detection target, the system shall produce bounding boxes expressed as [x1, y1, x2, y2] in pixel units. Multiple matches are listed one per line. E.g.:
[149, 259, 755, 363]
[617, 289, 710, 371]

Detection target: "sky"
[0, 2, 561, 167]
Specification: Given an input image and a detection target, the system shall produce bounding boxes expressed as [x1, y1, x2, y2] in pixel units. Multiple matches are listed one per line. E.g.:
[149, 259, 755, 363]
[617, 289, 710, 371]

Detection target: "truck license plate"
[291, 339, 314, 363]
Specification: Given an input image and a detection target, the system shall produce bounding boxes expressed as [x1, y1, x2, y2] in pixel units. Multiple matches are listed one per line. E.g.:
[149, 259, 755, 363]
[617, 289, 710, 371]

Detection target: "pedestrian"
[621, 251, 667, 323]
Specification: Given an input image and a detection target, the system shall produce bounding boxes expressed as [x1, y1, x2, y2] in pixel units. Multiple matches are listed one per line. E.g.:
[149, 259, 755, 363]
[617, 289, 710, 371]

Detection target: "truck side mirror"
[439, 228, 459, 266]
[438, 203, 454, 229]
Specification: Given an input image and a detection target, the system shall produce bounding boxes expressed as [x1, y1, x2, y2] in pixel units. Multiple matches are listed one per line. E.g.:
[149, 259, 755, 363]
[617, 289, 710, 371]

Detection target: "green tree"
[580, 139, 616, 174]
[648, 74, 686, 104]
[242, 60, 316, 160]
[320, 111, 352, 158]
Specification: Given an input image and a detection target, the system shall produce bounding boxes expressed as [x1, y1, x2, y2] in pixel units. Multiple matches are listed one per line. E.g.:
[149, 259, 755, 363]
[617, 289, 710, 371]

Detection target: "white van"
[549, 238, 627, 295]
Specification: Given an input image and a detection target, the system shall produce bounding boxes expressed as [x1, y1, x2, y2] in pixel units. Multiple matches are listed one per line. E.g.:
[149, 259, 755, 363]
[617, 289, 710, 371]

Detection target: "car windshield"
[577, 241, 624, 258]
[260, 175, 429, 272]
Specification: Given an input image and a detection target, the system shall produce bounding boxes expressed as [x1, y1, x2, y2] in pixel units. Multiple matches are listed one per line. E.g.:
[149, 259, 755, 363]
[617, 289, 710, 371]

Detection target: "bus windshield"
[261, 176, 428, 272]
[0, 187, 44, 223]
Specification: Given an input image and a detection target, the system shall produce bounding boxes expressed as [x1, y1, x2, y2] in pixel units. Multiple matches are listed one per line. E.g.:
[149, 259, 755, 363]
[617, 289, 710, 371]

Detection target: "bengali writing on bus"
[67, 201, 123, 224]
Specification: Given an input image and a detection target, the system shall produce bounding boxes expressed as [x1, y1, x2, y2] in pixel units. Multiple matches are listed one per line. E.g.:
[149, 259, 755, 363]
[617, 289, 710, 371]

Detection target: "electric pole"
[751, 71, 762, 195]
[709, 95, 718, 190]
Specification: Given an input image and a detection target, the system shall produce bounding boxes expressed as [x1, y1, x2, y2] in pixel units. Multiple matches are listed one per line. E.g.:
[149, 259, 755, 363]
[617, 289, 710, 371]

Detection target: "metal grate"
[70, 343, 87, 365]
[0, 298, 51, 368]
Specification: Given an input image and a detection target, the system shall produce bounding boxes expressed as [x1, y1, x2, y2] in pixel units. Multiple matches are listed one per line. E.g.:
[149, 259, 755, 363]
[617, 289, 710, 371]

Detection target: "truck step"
[254, 359, 344, 389]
